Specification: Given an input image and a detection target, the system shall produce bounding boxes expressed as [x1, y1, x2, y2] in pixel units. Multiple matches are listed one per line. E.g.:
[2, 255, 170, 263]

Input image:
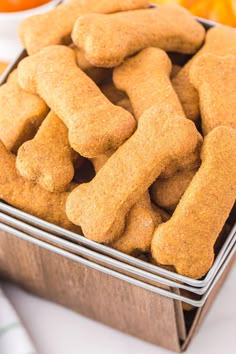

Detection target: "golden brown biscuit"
[172, 26, 236, 121]
[72, 6, 205, 68]
[113, 47, 201, 178]
[0, 140, 80, 232]
[92, 154, 162, 255]
[66, 104, 202, 243]
[17, 45, 136, 158]
[113, 47, 184, 119]
[19, 0, 149, 55]
[0, 70, 48, 153]
[74, 47, 111, 84]
[190, 54, 236, 135]
[16, 111, 80, 192]
[151, 126, 236, 279]
[112, 193, 162, 255]
[151, 204, 170, 223]
[151, 168, 198, 211]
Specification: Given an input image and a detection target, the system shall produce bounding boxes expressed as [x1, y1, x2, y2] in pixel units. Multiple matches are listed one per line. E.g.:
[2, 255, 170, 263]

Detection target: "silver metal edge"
[0, 221, 235, 307]
[0, 11, 235, 289]
[0, 201, 235, 289]
[2, 211, 234, 296]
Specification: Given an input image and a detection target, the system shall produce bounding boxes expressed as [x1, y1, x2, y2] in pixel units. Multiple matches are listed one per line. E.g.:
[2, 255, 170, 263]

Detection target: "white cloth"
[0, 286, 37, 354]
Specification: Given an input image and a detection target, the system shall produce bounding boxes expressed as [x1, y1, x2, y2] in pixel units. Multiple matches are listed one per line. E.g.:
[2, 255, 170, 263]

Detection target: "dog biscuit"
[66, 104, 202, 243]
[190, 54, 236, 135]
[16, 111, 80, 192]
[151, 168, 198, 211]
[0, 70, 48, 153]
[113, 47, 201, 177]
[72, 6, 205, 67]
[113, 47, 184, 119]
[172, 25, 236, 121]
[0, 140, 80, 232]
[19, 0, 149, 55]
[92, 154, 162, 254]
[151, 126, 236, 279]
[112, 193, 163, 254]
[17, 45, 136, 158]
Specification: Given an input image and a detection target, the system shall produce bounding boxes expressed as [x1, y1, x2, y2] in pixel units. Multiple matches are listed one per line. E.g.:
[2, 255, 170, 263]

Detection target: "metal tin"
[0, 11, 235, 308]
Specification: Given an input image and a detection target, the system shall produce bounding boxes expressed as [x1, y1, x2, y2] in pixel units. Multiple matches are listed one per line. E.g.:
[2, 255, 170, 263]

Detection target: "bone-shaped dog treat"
[0, 140, 80, 232]
[113, 47, 201, 178]
[16, 111, 81, 193]
[172, 25, 236, 121]
[0, 70, 48, 153]
[74, 47, 111, 84]
[151, 126, 236, 279]
[151, 168, 198, 211]
[113, 47, 184, 119]
[66, 104, 202, 243]
[17, 46, 136, 158]
[19, 0, 149, 55]
[72, 6, 205, 68]
[190, 54, 236, 135]
[92, 154, 162, 254]
[112, 193, 163, 254]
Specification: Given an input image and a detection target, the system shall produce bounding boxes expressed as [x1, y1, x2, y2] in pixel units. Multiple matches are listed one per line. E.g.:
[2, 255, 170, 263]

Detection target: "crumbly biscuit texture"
[19, 0, 149, 55]
[66, 104, 201, 243]
[16, 111, 79, 192]
[151, 127, 236, 279]
[17, 45, 136, 158]
[72, 6, 205, 67]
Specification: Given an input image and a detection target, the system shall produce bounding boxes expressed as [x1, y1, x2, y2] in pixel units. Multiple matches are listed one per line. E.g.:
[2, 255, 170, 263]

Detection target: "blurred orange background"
[152, 0, 236, 26]
[0, 0, 50, 12]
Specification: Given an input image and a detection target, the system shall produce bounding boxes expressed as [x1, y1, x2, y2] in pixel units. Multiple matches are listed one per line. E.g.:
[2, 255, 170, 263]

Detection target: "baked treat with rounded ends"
[113, 47, 184, 119]
[0, 70, 48, 153]
[112, 193, 163, 255]
[19, 0, 149, 55]
[190, 54, 236, 135]
[172, 25, 236, 121]
[113, 47, 202, 178]
[0, 140, 80, 232]
[17, 45, 136, 158]
[151, 168, 198, 211]
[72, 6, 205, 67]
[151, 126, 236, 279]
[16, 111, 80, 192]
[66, 104, 202, 243]
[92, 154, 163, 255]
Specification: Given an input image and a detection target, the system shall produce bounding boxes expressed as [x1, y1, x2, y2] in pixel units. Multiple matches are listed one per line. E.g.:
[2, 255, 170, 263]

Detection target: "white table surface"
[1, 265, 236, 354]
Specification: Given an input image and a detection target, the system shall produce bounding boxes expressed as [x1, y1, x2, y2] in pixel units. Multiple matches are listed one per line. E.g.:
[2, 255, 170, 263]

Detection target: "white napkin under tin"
[0, 286, 37, 354]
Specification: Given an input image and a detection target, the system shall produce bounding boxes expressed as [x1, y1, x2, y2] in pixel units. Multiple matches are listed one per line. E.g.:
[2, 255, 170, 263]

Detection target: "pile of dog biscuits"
[0, 0, 235, 280]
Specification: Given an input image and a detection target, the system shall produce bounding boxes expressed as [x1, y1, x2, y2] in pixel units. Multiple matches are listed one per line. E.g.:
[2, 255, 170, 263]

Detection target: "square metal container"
[0, 10, 235, 352]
